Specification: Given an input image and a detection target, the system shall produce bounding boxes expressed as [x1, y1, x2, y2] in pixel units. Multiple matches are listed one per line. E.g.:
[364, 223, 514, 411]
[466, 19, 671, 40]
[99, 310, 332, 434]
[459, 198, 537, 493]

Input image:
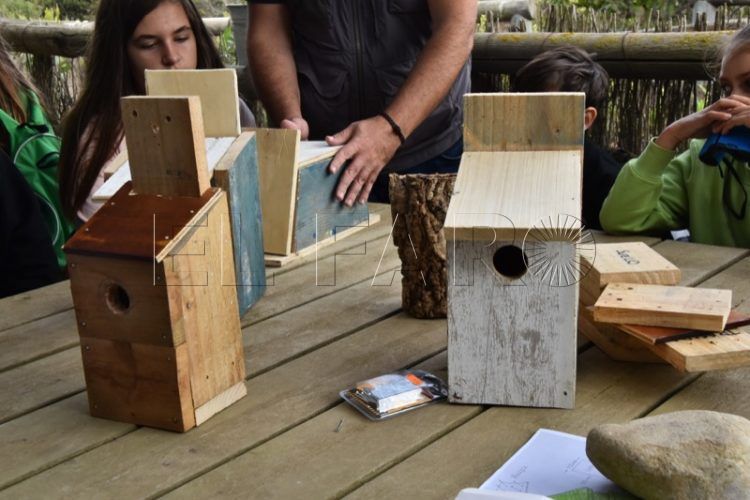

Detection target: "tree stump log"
[389, 173, 456, 319]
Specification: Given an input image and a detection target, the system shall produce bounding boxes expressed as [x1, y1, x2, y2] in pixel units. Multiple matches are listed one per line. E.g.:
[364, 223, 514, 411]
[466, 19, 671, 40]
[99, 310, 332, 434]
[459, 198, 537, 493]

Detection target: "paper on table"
[480, 429, 623, 496]
[92, 136, 236, 200]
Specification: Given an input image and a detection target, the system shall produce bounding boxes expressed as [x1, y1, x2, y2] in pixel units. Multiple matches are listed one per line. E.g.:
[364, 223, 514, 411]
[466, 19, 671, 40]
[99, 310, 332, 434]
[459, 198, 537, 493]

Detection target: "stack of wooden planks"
[580, 242, 750, 372]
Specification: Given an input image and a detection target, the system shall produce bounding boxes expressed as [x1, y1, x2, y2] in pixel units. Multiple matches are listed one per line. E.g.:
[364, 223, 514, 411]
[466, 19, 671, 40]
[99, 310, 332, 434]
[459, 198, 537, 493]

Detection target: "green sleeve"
[599, 139, 691, 235]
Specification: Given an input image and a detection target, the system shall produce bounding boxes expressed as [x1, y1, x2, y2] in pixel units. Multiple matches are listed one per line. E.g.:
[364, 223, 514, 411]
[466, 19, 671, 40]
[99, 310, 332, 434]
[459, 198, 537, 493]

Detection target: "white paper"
[92, 136, 235, 200]
[480, 429, 622, 496]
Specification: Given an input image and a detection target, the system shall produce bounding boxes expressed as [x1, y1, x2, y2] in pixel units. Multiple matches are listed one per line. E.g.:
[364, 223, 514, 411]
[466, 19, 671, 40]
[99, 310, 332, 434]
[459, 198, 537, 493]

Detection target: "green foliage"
[544, 0, 689, 17]
[0, 0, 48, 19]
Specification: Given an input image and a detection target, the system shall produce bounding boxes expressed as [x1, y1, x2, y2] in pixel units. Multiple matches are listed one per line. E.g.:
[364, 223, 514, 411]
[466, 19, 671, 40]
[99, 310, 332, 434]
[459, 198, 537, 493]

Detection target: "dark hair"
[511, 46, 610, 111]
[59, 0, 224, 219]
[0, 33, 41, 123]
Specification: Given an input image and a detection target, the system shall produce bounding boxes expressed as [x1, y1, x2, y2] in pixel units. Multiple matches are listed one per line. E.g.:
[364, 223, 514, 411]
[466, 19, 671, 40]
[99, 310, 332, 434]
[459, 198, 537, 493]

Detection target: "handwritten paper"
[480, 429, 623, 496]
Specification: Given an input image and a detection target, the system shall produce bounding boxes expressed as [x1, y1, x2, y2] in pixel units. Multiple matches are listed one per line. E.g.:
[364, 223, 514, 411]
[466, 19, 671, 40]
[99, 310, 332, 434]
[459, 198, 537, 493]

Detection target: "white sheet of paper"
[92, 136, 235, 200]
[480, 429, 622, 496]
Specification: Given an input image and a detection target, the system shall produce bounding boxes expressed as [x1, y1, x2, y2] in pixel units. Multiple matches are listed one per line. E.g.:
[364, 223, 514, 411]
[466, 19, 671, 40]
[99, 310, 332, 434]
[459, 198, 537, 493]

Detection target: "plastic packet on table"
[340, 369, 448, 421]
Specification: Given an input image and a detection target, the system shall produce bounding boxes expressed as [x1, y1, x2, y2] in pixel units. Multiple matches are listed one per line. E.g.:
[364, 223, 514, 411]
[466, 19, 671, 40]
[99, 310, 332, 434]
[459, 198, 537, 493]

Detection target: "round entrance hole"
[105, 283, 131, 315]
[492, 245, 528, 280]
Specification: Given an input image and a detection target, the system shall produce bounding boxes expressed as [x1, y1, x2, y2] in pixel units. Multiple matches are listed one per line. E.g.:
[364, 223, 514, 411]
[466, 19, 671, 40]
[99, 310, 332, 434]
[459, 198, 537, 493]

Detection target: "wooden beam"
[0, 18, 230, 58]
[472, 31, 732, 80]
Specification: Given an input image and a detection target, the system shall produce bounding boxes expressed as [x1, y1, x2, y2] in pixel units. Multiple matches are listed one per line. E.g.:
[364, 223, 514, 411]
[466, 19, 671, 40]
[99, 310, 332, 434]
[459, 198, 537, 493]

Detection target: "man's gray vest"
[285, 0, 470, 170]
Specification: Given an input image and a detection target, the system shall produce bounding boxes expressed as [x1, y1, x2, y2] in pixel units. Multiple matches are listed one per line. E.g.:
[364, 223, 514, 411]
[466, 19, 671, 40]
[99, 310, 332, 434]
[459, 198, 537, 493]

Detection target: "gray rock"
[586, 410, 750, 500]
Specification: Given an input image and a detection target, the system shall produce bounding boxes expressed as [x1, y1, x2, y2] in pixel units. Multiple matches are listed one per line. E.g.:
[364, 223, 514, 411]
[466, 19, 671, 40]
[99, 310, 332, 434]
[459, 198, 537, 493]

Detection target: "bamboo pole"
[0, 18, 230, 58]
[472, 31, 733, 79]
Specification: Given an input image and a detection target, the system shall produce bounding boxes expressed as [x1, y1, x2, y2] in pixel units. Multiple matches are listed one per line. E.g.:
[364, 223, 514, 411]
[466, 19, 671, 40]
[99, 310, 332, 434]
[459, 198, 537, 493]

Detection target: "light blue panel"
[224, 135, 266, 314]
[294, 158, 369, 252]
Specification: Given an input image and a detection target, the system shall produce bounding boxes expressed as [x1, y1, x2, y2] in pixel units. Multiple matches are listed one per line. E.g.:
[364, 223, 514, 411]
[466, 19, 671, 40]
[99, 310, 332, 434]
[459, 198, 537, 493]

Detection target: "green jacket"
[600, 139, 750, 248]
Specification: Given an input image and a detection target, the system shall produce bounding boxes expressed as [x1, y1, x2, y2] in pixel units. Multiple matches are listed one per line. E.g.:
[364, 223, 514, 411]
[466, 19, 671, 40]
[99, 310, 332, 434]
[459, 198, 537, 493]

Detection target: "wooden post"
[389, 173, 456, 319]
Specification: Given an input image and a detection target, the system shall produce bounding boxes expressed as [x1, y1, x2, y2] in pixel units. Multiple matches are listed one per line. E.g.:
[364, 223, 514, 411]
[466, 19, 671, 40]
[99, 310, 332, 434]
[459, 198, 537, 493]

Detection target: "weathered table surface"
[1, 202, 749, 499]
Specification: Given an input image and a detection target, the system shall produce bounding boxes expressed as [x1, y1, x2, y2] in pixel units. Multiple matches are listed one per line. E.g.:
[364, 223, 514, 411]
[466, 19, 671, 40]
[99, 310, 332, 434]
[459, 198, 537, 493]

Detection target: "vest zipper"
[352, 1, 366, 118]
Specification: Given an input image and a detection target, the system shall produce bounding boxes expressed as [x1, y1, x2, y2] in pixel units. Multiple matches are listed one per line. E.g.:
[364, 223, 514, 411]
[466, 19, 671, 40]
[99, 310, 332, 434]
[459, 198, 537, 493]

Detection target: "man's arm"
[328, 0, 477, 206]
[246, 3, 309, 137]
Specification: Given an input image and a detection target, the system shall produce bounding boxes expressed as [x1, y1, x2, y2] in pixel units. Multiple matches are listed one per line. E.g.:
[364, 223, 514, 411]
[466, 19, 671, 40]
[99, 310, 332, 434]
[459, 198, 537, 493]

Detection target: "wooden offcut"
[446, 92, 585, 409]
[648, 328, 750, 372]
[145, 69, 241, 138]
[593, 283, 732, 332]
[617, 310, 750, 345]
[255, 130, 369, 262]
[121, 96, 210, 198]
[581, 242, 681, 292]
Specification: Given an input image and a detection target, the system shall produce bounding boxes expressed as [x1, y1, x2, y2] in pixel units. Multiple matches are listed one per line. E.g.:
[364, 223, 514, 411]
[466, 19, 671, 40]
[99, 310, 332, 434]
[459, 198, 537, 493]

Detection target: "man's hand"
[280, 117, 309, 140]
[326, 115, 402, 206]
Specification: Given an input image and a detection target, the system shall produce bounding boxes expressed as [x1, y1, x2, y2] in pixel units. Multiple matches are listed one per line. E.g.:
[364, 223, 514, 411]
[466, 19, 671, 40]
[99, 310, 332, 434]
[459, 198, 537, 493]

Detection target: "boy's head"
[512, 46, 609, 130]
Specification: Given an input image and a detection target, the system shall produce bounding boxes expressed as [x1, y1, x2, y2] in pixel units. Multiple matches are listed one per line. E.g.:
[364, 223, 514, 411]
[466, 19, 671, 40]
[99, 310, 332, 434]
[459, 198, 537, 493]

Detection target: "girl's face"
[719, 47, 750, 99]
[127, 0, 198, 93]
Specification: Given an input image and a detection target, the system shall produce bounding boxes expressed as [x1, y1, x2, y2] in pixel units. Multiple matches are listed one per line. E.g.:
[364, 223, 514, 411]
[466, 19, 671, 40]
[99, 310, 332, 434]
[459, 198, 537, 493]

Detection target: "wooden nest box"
[64, 96, 246, 432]
[254, 129, 373, 266]
[445, 93, 586, 409]
[92, 69, 266, 314]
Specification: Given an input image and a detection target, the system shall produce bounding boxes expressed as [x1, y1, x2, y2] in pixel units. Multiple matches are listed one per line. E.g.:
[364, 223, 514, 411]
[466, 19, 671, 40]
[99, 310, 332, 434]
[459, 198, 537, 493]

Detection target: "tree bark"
[389, 173, 456, 319]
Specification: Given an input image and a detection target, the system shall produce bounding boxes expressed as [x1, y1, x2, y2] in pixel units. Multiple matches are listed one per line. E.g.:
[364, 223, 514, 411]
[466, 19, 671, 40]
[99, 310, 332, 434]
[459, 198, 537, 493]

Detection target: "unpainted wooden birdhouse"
[64, 96, 246, 432]
[445, 93, 586, 409]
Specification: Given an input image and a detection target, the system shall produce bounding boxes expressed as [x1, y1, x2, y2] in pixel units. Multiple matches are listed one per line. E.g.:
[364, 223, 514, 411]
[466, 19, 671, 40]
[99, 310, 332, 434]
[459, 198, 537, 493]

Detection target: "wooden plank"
[0, 393, 133, 490]
[101, 148, 127, 180]
[243, 231, 401, 327]
[0, 314, 447, 498]
[145, 69, 240, 138]
[255, 128, 300, 255]
[346, 348, 692, 500]
[648, 327, 750, 372]
[164, 194, 245, 409]
[161, 352, 480, 499]
[648, 366, 750, 419]
[121, 96, 211, 197]
[579, 306, 665, 363]
[268, 213, 380, 267]
[0, 309, 77, 373]
[463, 92, 585, 152]
[212, 132, 266, 312]
[448, 239, 578, 408]
[582, 241, 681, 290]
[0, 349, 84, 424]
[294, 156, 370, 252]
[0, 277, 402, 490]
[0, 280, 71, 333]
[593, 283, 732, 331]
[444, 151, 582, 241]
[79, 337, 195, 432]
[617, 309, 750, 345]
[194, 381, 247, 426]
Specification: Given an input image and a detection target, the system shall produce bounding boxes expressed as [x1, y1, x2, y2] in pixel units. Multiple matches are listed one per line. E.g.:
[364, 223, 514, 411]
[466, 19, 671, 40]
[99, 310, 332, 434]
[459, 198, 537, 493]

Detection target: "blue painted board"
[214, 134, 266, 314]
[294, 158, 369, 252]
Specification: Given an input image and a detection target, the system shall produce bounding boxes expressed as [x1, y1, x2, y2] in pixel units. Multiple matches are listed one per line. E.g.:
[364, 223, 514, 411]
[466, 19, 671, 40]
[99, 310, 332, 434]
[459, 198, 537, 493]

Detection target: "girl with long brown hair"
[59, 0, 255, 222]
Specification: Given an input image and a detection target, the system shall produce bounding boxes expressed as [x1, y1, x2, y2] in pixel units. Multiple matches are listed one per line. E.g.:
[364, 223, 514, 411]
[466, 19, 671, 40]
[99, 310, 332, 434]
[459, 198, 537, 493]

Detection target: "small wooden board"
[649, 327, 750, 372]
[145, 69, 240, 137]
[264, 213, 381, 267]
[581, 242, 681, 292]
[618, 309, 750, 345]
[593, 283, 732, 332]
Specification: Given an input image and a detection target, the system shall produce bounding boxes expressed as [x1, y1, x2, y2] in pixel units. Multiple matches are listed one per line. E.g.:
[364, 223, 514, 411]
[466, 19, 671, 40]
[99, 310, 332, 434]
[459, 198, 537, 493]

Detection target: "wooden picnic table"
[1, 202, 749, 499]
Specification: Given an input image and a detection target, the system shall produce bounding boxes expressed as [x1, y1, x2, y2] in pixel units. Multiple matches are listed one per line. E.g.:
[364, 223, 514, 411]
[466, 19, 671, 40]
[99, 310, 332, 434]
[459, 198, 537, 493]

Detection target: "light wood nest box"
[445, 93, 588, 409]
[64, 96, 246, 432]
